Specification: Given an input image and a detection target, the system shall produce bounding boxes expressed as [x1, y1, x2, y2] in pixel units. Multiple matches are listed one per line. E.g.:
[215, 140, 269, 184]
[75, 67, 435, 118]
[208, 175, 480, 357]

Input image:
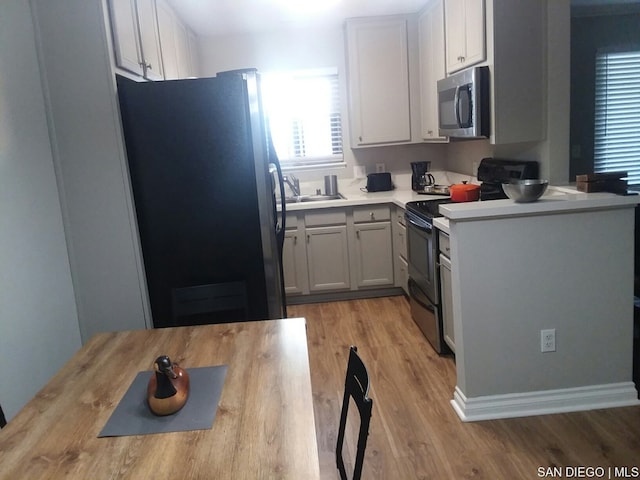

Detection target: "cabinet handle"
[356, 230, 360, 239]
[307, 234, 310, 243]
[293, 235, 297, 245]
[427, 130, 433, 135]
[359, 135, 363, 142]
[146, 63, 153, 70]
[370, 212, 375, 220]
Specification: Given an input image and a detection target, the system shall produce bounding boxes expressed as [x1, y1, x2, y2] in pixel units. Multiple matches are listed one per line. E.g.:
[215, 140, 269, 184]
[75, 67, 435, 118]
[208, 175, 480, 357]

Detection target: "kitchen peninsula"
[281, 175, 640, 421]
[434, 189, 640, 421]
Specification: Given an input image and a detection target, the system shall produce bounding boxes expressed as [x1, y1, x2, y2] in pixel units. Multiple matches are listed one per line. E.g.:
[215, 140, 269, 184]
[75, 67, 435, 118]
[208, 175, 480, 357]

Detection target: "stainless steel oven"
[403, 159, 540, 354]
[405, 204, 450, 354]
[405, 210, 438, 301]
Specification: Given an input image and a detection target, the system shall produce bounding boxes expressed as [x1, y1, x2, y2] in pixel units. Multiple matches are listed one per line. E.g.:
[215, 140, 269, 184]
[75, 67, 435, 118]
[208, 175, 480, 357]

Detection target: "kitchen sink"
[285, 193, 345, 203]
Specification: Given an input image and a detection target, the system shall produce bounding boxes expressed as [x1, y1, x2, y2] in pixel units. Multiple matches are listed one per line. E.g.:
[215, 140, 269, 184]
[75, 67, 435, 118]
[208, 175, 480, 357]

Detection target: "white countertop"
[438, 185, 640, 221]
[281, 173, 639, 232]
[281, 171, 465, 212]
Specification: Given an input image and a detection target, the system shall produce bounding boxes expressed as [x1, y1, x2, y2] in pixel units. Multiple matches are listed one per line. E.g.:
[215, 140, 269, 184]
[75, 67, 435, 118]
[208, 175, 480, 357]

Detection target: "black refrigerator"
[116, 69, 286, 328]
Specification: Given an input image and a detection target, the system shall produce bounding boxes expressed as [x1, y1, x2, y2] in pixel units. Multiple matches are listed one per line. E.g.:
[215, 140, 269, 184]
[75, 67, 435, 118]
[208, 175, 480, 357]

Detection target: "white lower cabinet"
[351, 205, 394, 288]
[304, 209, 350, 293]
[282, 224, 308, 295]
[282, 205, 397, 298]
[353, 222, 394, 288]
[439, 232, 455, 352]
[306, 225, 351, 292]
[392, 205, 409, 294]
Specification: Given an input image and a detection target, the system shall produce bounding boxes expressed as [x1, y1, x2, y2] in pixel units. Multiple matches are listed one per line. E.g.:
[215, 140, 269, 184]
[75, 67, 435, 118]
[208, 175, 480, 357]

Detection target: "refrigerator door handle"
[267, 141, 286, 235]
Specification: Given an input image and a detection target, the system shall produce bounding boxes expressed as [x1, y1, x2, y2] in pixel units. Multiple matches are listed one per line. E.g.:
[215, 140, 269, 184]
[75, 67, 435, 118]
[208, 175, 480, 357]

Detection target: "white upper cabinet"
[108, 0, 164, 80]
[346, 17, 411, 146]
[108, 0, 144, 76]
[418, 0, 448, 142]
[155, 0, 179, 79]
[444, 0, 486, 74]
[136, 0, 164, 80]
[156, 0, 196, 79]
[173, 18, 192, 78]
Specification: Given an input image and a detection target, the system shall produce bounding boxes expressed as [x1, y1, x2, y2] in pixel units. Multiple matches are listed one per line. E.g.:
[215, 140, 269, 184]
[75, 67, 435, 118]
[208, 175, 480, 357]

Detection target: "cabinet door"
[354, 222, 394, 288]
[419, 0, 448, 141]
[444, 0, 485, 74]
[156, 0, 179, 80]
[174, 18, 192, 78]
[136, 0, 164, 80]
[440, 253, 455, 352]
[346, 18, 411, 146]
[444, 0, 466, 73]
[306, 226, 350, 292]
[283, 230, 308, 295]
[108, 0, 144, 76]
[461, 0, 485, 68]
[188, 30, 200, 77]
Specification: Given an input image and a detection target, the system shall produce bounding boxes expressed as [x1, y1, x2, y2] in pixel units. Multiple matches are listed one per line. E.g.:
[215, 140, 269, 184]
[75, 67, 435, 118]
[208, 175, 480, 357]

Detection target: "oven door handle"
[405, 215, 432, 233]
[408, 279, 436, 313]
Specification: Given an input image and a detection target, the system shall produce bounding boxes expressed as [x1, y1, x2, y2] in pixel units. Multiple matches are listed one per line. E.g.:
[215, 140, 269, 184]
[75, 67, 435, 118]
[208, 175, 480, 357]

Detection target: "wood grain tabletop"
[0, 318, 320, 479]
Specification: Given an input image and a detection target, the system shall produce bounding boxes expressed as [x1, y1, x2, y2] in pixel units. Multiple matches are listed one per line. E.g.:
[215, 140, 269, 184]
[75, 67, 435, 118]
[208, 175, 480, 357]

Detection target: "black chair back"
[0, 403, 7, 428]
[336, 346, 373, 480]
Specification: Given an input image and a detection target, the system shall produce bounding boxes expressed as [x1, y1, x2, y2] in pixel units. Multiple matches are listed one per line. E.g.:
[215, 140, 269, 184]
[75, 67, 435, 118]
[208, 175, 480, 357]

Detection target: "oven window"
[406, 221, 435, 296]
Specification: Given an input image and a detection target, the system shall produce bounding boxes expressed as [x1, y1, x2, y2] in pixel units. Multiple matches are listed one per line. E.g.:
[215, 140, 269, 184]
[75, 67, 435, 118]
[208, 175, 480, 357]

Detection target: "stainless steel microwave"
[437, 66, 490, 138]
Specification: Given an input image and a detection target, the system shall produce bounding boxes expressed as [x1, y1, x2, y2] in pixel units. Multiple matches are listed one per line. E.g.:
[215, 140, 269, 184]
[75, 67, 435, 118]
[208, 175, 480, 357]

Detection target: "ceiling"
[167, 0, 640, 37]
[165, 0, 429, 37]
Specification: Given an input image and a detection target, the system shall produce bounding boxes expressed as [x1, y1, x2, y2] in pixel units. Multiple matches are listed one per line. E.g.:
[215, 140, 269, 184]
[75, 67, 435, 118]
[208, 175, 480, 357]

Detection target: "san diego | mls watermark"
[537, 466, 640, 479]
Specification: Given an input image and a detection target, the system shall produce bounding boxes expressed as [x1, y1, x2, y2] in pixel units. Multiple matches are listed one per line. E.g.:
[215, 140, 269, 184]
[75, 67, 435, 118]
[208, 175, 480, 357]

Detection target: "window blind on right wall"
[594, 48, 640, 186]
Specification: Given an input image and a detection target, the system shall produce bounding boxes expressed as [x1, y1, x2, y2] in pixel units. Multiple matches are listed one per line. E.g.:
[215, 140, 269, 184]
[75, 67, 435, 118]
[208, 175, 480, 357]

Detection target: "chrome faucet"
[283, 174, 300, 196]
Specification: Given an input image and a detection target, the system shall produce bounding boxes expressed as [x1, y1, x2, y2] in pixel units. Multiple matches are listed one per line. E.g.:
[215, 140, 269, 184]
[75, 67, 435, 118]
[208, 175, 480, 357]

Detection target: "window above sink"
[262, 68, 345, 171]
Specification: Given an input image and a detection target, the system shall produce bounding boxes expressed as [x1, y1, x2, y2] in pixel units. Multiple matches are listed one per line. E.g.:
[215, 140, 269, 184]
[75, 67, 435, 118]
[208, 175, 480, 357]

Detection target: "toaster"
[366, 173, 394, 192]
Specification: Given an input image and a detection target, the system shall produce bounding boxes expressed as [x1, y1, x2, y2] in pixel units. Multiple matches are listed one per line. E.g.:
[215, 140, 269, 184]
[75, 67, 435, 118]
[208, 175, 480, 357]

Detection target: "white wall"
[197, 27, 448, 184]
[0, 0, 81, 420]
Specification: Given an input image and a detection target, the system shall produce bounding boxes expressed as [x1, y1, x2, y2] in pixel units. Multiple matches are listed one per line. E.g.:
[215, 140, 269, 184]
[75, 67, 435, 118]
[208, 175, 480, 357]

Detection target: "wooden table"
[0, 318, 320, 479]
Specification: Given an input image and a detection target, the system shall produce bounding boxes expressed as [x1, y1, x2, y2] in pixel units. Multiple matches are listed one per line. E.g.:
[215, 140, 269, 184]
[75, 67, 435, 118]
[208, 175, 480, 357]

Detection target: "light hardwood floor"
[289, 296, 640, 479]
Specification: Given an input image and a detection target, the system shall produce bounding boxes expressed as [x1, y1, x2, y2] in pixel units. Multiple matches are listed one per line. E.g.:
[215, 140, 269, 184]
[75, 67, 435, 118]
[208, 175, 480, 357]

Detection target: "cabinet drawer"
[285, 213, 298, 230]
[353, 205, 391, 223]
[305, 210, 346, 227]
[439, 230, 450, 256]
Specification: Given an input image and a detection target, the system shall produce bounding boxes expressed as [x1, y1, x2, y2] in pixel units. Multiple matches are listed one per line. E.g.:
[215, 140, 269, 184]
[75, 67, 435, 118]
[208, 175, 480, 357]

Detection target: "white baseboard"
[451, 382, 640, 422]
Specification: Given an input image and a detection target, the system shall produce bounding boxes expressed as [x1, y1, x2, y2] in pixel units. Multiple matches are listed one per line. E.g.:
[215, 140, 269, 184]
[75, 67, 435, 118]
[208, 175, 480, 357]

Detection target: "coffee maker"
[411, 161, 431, 191]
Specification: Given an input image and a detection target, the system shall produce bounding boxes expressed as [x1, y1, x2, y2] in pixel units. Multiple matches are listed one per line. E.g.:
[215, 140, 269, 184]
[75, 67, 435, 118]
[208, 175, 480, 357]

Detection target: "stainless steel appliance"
[437, 66, 490, 138]
[405, 199, 453, 354]
[405, 159, 540, 353]
[117, 69, 286, 328]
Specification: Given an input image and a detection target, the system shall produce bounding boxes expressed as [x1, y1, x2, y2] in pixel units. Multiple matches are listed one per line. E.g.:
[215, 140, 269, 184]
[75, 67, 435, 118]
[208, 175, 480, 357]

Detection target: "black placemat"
[98, 365, 227, 437]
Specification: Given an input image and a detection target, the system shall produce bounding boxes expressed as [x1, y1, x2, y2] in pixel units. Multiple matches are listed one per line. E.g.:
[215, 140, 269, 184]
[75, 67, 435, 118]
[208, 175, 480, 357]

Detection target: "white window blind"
[594, 49, 640, 185]
[262, 70, 344, 170]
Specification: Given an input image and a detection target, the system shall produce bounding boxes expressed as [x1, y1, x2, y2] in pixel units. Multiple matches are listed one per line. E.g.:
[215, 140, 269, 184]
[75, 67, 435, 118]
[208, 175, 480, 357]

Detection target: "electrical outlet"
[541, 329, 556, 353]
[376, 163, 385, 173]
